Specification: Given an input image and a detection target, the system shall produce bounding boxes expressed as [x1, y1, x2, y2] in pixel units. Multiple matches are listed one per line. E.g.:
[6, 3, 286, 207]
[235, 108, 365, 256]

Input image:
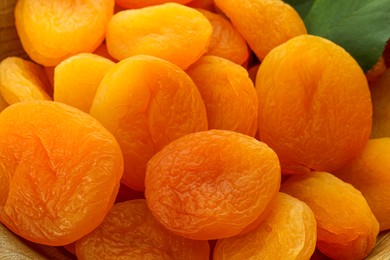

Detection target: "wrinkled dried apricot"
[76, 199, 210, 259]
[0, 101, 123, 246]
[213, 192, 316, 260]
[93, 43, 116, 62]
[116, 0, 193, 9]
[0, 57, 51, 104]
[334, 138, 390, 231]
[106, 3, 212, 69]
[90, 55, 207, 191]
[186, 56, 258, 136]
[145, 129, 281, 240]
[214, 0, 306, 61]
[370, 69, 390, 138]
[196, 9, 249, 65]
[281, 172, 379, 260]
[54, 53, 115, 113]
[256, 35, 372, 174]
[15, 0, 114, 66]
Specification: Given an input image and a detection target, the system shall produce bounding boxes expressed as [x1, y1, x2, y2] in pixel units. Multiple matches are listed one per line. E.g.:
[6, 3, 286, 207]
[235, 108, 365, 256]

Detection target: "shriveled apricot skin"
[15, 0, 114, 66]
[186, 56, 258, 136]
[90, 55, 208, 191]
[0, 57, 51, 104]
[370, 69, 390, 138]
[116, 0, 193, 9]
[0, 101, 123, 246]
[106, 3, 212, 69]
[145, 130, 281, 240]
[333, 138, 390, 231]
[213, 193, 316, 260]
[214, 0, 306, 61]
[54, 53, 115, 113]
[76, 199, 210, 259]
[281, 172, 379, 260]
[256, 35, 372, 174]
[196, 9, 249, 65]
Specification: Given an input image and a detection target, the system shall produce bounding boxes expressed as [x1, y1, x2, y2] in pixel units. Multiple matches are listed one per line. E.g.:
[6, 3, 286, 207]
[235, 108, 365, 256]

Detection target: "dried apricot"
[145, 129, 281, 240]
[196, 9, 249, 65]
[116, 0, 193, 9]
[370, 69, 390, 138]
[0, 101, 123, 246]
[0, 57, 51, 104]
[106, 3, 212, 69]
[333, 138, 390, 231]
[214, 0, 306, 61]
[213, 192, 317, 260]
[54, 53, 115, 113]
[15, 0, 114, 66]
[93, 43, 117, 62]
[256, 35, 372, 174]
[281, 172, 379, 260]
[186, 56, 258, 136]
[76, 199, 210, 259]
[90, 55, 207, 191]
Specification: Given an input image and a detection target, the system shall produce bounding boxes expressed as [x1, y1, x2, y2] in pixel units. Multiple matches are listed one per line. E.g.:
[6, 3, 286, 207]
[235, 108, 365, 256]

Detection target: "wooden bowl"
[0, 1, 389, 259]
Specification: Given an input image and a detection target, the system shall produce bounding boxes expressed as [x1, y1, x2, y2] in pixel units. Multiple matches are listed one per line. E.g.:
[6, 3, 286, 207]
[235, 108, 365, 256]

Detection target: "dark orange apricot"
[15, 0, 114, 66]
[0, 57, 51, 104]
[54, 53, 115, 113]
[106, 3, 212, 69]
[116, 0, 193, 9]
[76, 199, 210, 259]
[281, 172, 379, 260]
[145, 129, 281, 240]
[214, 0, 306, 61]
[186, 55, 258, 136]
[213, 193, 317, 260]
[0, 93, 7, 112]
[93, 43, 117, 62]
[0, 101, 123, 246]
[256, 35, 372, 174]
[196, 9, 249, 65]
[187, 0, 215, 11]
[333, 138, 390, 231]
[90, 55, 208, 191]
[366, 56, 386, 83]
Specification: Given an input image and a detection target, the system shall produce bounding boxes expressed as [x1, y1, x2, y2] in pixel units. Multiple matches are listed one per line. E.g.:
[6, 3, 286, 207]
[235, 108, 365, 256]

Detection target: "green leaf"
[283, 0, 314, 19]
[304, 0, 390, 72]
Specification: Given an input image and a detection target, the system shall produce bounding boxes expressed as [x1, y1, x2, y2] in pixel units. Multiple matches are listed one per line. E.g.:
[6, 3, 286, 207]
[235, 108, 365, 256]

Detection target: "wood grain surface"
[0, 0, 389, 259]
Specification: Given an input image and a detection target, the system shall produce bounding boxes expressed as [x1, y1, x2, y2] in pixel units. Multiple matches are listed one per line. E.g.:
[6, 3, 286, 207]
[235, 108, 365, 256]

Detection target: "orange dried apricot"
[76, 199, 210, 259]
[281, 172, 379, 260]
[196, 9, 249, 65]
[106, 3, 212, 69]
[213, 192, 317, 260]
[145, 129, 281, 240]
[90, 55, 208, 191]
[0, 57, 51, 104]
[370, 69, 390, 138]
[116, 0, 193, 9]
[214, 0, 306, 61]
[54, 53, 115, 113]
[256, 35, 372, 174]
[15, 0, 114, 66]
[333, 138, 390, 231]
[0, 101, 123, 246]
[248, 64, 260, 84]
[186, 56, 258, 136]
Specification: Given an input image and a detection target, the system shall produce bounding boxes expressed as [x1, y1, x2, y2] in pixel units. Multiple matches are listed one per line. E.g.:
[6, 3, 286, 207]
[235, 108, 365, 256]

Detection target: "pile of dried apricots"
[0, 0, 390, 259]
